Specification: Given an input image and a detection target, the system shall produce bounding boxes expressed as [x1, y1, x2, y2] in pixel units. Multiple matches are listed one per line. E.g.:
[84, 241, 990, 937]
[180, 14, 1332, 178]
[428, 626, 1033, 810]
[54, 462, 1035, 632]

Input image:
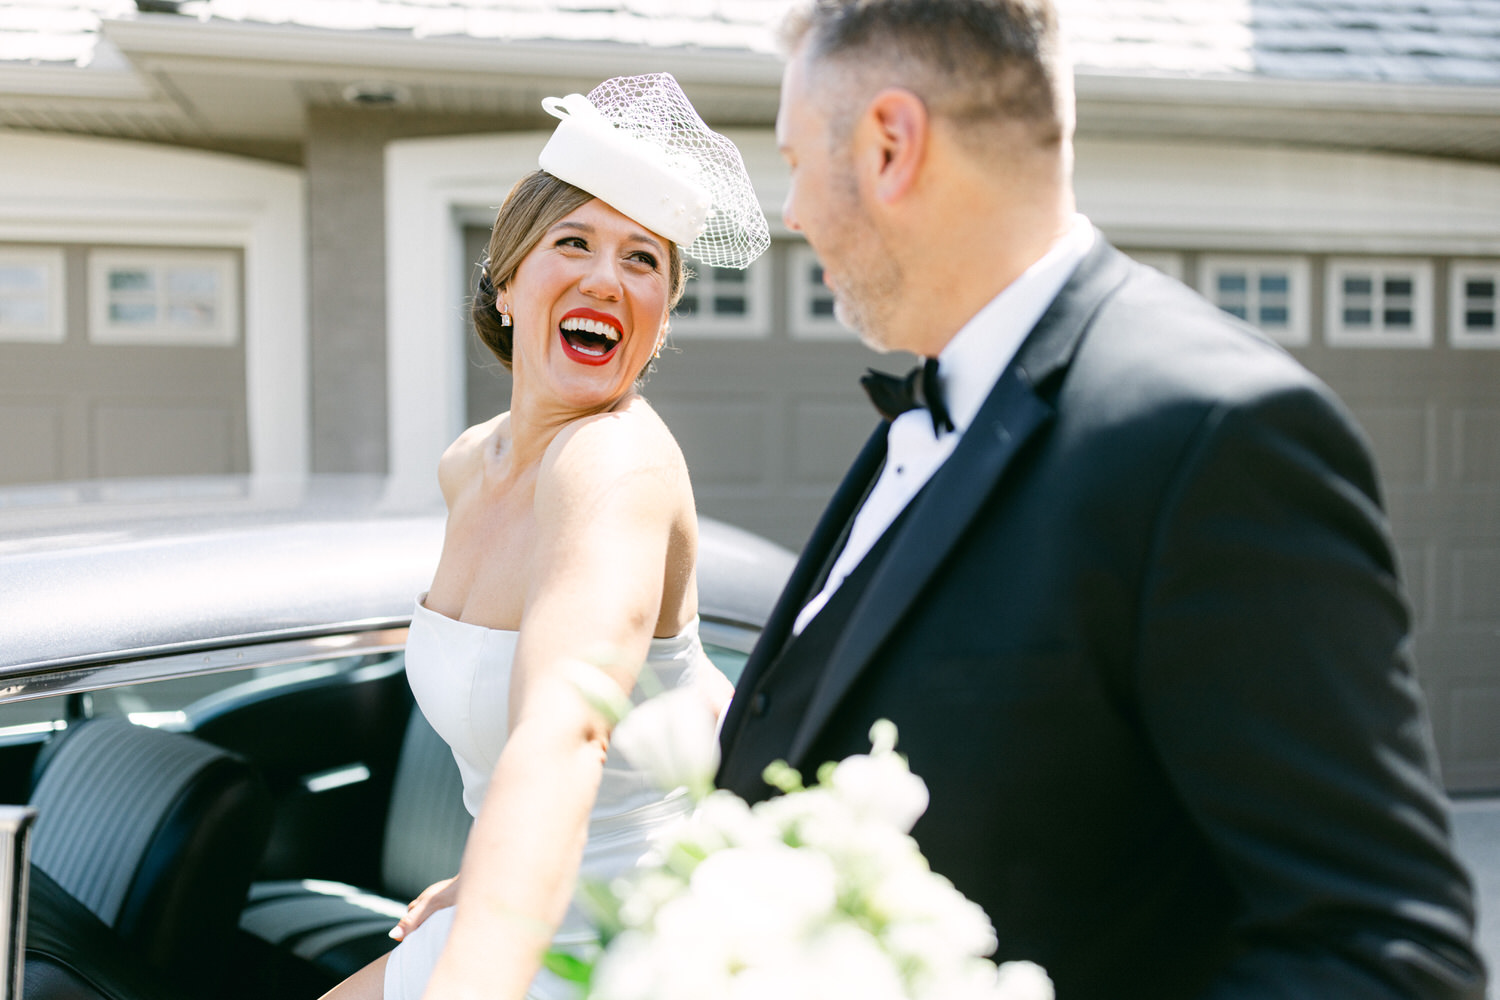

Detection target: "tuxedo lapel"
[717, 422, 888, 751]
[785, 235, 1134, 765]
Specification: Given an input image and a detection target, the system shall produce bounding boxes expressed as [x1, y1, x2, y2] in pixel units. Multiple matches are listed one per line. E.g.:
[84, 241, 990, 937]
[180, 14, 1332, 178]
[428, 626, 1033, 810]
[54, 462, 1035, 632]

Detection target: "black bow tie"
[860, 358, 954, 434]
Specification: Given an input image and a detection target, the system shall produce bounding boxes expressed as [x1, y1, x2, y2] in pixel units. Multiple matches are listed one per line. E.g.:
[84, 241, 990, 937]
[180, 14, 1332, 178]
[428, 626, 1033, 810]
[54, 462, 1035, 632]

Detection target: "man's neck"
[897, 199, 1076, 358]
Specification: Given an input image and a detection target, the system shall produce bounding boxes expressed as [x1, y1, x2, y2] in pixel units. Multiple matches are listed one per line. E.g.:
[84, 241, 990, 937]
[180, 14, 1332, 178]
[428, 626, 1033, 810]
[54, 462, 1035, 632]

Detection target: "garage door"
[0, 242, 248, 485]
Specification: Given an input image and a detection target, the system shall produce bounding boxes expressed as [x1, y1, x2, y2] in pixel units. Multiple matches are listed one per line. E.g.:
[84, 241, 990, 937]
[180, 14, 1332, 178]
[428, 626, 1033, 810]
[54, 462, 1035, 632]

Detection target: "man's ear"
[863, 88, 928, 205]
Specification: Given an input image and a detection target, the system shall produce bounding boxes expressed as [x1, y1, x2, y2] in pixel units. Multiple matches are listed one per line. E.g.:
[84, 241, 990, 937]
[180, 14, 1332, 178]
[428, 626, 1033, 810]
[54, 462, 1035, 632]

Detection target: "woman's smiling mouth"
[558, 308, 623, 366]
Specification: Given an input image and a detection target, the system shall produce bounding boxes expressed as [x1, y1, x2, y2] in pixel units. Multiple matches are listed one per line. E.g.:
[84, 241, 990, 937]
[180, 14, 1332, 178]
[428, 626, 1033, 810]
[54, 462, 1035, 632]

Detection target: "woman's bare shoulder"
[539, 398, 686, 510]
[438, 413, 507, 502]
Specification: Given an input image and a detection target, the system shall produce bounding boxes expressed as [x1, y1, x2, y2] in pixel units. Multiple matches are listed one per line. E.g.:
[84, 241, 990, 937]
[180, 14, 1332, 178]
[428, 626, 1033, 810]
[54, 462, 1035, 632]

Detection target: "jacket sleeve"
[1134, 379, 1486, 1000]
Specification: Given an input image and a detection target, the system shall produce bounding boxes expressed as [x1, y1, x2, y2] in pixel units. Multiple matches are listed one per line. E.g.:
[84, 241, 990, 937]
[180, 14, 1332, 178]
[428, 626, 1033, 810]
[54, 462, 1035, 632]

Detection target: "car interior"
[0, 633, 753, 1000]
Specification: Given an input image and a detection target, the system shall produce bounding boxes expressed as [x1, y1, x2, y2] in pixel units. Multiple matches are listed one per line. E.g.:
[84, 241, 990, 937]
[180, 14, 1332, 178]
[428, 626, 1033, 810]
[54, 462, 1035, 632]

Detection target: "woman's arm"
[421, 410, 687, 1000]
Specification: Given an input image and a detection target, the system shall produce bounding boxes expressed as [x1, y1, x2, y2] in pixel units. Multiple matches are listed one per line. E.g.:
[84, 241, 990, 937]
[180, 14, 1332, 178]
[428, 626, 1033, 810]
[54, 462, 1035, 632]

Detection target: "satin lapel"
[785, 234, 1134, 766]
[717, 421, 889, 751]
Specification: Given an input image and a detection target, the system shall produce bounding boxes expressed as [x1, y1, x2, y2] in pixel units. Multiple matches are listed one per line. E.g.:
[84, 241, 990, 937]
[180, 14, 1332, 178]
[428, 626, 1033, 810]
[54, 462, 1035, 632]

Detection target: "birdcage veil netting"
[585, 74, 770, 270]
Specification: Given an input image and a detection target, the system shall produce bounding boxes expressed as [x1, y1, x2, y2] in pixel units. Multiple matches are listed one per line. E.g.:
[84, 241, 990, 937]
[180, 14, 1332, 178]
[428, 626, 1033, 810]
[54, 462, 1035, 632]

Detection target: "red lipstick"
[558, 308, 624, 367]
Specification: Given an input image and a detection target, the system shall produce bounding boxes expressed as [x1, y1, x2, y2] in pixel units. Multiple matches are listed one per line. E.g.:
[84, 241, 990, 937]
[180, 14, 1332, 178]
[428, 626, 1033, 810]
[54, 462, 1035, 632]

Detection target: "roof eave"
[1076, 68, 1500, 118]
[0, 62, 153, 101]
[98, 13, 787, 88]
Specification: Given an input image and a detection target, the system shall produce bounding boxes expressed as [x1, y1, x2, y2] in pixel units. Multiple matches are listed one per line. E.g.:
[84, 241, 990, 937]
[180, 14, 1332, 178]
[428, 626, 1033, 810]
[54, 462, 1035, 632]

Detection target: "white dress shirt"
[792, 215, 1096, 635]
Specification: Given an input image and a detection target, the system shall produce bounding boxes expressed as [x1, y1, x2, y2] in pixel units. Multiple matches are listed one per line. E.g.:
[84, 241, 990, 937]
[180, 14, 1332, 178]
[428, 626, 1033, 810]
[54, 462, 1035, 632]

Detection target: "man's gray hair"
[781, 0, 1072, 148]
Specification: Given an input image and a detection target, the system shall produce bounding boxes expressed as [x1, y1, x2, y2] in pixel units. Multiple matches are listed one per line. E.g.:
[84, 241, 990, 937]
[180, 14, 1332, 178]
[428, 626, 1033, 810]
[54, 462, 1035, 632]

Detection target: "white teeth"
[560, 317, 621, 341]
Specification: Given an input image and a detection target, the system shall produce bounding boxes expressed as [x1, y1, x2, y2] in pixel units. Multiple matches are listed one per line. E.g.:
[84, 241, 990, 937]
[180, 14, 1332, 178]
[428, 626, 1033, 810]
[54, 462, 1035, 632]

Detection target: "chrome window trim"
[0, 622, 410, 707]
[0, 614, 762, 708]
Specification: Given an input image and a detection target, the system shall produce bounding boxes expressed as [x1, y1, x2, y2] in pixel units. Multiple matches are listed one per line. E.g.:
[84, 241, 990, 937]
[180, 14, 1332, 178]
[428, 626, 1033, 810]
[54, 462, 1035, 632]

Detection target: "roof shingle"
[2, 0, 1498, 90]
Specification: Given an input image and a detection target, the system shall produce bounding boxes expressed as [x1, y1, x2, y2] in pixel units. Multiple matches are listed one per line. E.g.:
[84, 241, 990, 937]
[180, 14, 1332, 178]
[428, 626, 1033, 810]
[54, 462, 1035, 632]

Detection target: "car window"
[703, 642, 750, 687]
[0, 651, 404, 741]
[0, 624, 759, 745]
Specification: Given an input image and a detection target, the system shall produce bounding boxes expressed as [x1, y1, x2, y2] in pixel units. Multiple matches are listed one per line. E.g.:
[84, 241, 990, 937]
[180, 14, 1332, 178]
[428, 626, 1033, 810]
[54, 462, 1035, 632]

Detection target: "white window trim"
[1451, 261, 1500, 350]
[0, 247, 66, 344]
[0, 131, 306, 477]
[1325, 258, 1434, 349]
[671, 259, 770, 339]
[87, 249, 240, 347]
[788, 242, 855, 341]
[1198, 254, 1311, 347]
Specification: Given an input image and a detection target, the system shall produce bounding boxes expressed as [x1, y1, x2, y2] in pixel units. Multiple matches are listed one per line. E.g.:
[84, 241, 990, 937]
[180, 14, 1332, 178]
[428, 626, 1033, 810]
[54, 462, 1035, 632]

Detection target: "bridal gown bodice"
[383, 598, 713, 1000]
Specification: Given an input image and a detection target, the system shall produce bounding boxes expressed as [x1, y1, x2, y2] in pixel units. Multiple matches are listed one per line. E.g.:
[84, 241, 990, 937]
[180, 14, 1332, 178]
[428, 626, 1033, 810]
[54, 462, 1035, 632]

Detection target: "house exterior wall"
[0, 130, 306, 481]
[303, 108, 534, 475]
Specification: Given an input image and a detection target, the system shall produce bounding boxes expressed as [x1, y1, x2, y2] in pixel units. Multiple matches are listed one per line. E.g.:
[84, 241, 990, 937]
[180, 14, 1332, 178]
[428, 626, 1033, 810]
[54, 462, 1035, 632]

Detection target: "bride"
[320, 74, 768, 1000]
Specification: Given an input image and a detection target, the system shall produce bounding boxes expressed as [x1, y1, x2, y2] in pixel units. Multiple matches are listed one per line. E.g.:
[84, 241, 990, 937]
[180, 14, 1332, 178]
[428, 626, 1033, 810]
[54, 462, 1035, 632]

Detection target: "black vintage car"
[0, 476, 794, 999]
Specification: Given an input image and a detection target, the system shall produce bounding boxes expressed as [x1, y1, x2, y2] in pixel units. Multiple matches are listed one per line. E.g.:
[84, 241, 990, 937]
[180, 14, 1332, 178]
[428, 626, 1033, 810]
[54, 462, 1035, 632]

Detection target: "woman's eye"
[630, 251, 659, 268]
[557, 236, 588, 250]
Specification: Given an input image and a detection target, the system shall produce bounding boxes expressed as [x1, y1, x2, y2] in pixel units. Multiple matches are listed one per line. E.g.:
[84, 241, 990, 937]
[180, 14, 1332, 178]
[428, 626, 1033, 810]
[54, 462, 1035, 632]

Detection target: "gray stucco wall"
[304, 107, 534, 474]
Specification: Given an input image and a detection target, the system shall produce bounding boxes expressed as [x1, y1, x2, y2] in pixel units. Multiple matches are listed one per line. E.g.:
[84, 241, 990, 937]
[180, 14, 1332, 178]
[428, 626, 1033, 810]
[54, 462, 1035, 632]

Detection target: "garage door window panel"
[671, 260, 769, 339]
[789, 242, 851, 340]
[1200, 256, 1310, 346]
[1327, 260, 1434, 348]
[1452, 263, 1500, 349]
[89, 250, 240, 347]
[0, 248, 65, 344]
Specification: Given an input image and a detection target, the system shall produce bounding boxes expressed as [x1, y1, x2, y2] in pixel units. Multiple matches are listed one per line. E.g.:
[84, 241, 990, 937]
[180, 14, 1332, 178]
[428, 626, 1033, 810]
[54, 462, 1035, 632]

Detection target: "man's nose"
[782, 193, 801, 232]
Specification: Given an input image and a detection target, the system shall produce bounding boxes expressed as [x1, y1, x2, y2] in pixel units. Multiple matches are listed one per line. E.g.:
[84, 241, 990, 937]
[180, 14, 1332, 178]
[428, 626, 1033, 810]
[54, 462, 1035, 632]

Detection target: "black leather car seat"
[239, 706, 470, 991]
[24, 866, 190, 1000]
[27, 717, 271, 997]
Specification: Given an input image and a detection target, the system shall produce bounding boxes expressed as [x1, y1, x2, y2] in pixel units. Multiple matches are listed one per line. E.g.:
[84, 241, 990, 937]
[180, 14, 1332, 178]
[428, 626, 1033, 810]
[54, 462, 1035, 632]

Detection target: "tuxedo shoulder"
[1074, 263, 1333, 414]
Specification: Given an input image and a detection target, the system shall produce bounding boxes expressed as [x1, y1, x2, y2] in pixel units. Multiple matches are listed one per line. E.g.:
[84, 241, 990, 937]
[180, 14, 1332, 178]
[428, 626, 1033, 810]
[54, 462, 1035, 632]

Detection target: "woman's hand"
[390, 876, 459, 941]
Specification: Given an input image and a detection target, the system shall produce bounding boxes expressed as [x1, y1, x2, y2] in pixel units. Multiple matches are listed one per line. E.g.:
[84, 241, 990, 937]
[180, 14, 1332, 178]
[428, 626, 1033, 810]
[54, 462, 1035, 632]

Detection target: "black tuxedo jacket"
[717, 236, 1484, 1000]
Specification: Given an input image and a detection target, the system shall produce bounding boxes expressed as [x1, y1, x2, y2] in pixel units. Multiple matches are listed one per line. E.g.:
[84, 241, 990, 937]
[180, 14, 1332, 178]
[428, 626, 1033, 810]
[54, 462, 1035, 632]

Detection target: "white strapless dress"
[383, 598, 715, 1000]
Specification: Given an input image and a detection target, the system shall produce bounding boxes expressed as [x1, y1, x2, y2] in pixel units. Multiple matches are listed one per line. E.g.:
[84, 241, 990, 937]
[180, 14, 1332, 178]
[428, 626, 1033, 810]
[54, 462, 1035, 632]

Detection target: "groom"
[716, 2, 1485, 998]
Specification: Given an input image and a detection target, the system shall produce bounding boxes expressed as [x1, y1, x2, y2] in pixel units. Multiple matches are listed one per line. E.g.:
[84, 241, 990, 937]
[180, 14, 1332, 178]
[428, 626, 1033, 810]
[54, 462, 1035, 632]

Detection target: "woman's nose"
[579, 256, 623, 300]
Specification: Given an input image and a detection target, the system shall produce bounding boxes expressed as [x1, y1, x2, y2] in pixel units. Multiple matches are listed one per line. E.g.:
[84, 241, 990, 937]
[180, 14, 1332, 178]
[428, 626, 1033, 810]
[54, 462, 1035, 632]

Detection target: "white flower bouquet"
[549, 681, 1052, 1000]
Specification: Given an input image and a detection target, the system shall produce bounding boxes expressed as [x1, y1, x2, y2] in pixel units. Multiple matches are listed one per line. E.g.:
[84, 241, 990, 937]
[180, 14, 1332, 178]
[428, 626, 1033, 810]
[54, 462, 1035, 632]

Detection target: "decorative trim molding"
[0, 129, 307, 476]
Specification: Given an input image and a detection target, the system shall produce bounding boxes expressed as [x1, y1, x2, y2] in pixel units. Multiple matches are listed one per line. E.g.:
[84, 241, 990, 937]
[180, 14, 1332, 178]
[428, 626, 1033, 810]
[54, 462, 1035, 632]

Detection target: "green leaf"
[541, 950, 594, 987]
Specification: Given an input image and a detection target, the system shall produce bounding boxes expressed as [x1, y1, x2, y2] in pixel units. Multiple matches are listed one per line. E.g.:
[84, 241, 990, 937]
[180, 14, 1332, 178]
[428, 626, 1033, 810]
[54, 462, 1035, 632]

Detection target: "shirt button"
[750, 692, 769, 716]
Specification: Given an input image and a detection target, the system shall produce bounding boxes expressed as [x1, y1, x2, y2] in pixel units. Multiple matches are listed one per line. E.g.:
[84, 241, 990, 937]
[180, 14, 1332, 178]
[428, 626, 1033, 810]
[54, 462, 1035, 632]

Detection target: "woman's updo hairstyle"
[472, 169, 688, 369]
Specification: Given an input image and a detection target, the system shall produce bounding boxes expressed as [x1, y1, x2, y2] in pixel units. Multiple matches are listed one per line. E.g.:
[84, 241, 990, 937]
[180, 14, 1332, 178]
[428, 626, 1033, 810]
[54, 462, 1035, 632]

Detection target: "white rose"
[914, 958, 1047, 1000]
[686, 844, 838, 965]
[612, 868, 688, 929]
[993, 960, 1054, 1000]
[875, 867, 997, 970]
[589, 930, 657, 1000]
[730, 924, 906, 1000]
[828, 750, 930, 833]
[691, 789, 779, 849]
[610, 686, 720, 798]
[752, 786, 855, 849]
[592, 921, 738, 1000]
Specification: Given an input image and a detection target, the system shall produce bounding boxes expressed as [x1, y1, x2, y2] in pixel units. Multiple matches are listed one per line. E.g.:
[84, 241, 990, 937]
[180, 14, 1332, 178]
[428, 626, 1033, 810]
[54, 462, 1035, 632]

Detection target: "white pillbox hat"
[536, 74, 769, 270]
[539, 92, 711, 249]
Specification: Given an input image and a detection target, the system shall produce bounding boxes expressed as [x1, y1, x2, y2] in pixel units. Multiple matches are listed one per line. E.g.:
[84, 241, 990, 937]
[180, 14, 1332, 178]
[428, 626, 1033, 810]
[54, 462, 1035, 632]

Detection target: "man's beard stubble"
[826, 192, 905, 355]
